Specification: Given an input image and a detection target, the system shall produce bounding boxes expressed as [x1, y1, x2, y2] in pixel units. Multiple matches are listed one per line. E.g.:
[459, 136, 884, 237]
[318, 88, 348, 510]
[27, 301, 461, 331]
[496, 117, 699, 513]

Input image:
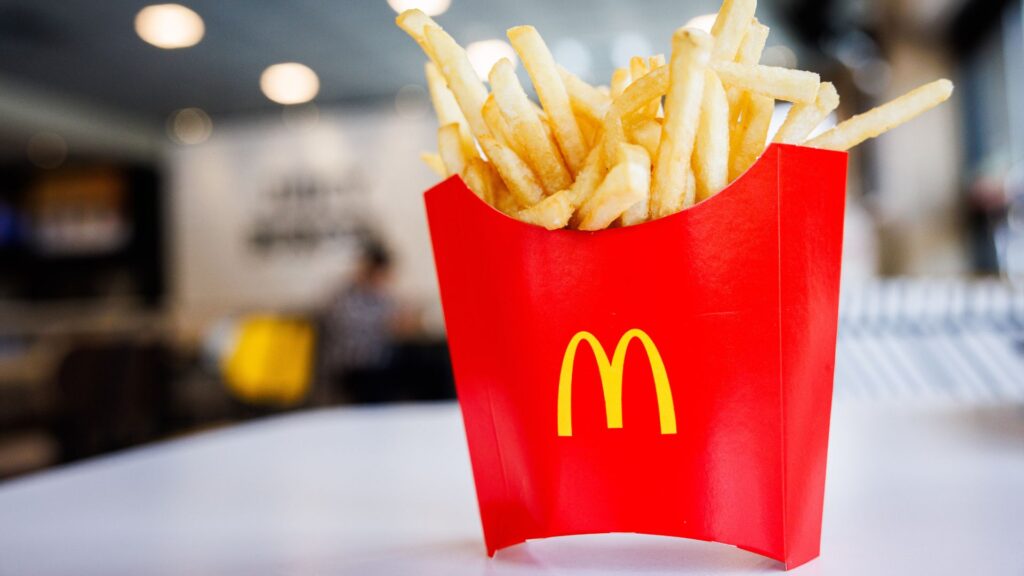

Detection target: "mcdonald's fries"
[398, 0, 953, 231]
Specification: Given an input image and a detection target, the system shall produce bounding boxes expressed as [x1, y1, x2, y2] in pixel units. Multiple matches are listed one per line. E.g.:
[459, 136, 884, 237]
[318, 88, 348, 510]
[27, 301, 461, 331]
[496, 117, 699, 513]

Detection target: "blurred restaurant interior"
[0, 0, 1022, 481]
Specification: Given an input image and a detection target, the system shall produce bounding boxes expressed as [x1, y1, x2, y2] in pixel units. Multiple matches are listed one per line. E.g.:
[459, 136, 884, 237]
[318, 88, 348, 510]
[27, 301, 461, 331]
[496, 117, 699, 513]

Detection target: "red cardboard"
[425, 143, 848, 570]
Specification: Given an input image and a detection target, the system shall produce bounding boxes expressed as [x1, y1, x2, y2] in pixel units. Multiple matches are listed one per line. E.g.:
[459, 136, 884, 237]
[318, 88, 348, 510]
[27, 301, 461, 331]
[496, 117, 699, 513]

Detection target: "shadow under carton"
[425, 143, 848, 570]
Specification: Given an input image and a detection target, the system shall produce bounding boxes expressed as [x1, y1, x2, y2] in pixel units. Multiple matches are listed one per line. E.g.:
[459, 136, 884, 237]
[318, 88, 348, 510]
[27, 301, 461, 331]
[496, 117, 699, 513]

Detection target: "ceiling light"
[685, 14, 718, 34]
[168, 108, 212, 145]
[135, 4, 204, 49]
[260, 63, 320, 105]
[386, 0, 451, 17]
[466, 39, 516, 80]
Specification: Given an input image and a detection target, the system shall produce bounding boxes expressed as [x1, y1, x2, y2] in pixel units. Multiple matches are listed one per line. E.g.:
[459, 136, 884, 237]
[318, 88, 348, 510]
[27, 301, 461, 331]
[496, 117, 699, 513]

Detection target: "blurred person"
[321, 238, 401, 404]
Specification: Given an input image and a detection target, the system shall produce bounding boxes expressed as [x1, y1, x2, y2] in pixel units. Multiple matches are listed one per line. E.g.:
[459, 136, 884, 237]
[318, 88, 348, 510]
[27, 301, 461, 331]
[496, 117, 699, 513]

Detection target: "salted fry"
[424, 25, 491, 142]
[651, 28, 712, 217]
[489, 58, 572, 195]
[517, 189, 576, 230]
[611, 68, 631, 99]
[628, 118, 662, 159]
[727, 20, 770, 144]
[773, 82, 839, 144]
[482, 94, 523, 156]
[603, 65, 669, 166]
[648, 55, 666, 117]
[438, 123, 467, 177]
[735, 19, 769, 65]
[484, 163, 520, 215]
[578, 144, 651, 231]
[558, 66, 611, 123]
[508, 26, 588, 175]
[462, 157, 492, 203]
[567, 143, 608, 211]
[693, 71, 730, 202]
[807, 79, 954, 151]
[711, 0, 758, 61]
[478, 136, 544, 206]
[628, 57, 661, 122]
[419, 152, 446, 177]
[730, 94, 774, 180]
[425, 63, 478, 161]
[396, 9, 439, 63]
[713, 61, 819, 103]
[619, 143, 654, 226]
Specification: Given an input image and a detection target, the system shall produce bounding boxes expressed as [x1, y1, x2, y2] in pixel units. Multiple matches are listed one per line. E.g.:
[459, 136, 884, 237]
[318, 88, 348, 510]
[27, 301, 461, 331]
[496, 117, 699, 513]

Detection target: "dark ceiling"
[0, 0, 779, 126]
[0, 0, 970, 130]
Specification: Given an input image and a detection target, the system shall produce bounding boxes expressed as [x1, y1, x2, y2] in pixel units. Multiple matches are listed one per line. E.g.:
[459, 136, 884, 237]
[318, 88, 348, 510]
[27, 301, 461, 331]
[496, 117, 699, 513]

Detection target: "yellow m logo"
[557, 329, 677, 437]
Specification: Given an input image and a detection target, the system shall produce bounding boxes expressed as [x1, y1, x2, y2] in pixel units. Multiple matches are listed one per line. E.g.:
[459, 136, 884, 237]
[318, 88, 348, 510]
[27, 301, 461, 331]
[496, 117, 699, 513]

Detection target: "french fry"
[773, 82, 840, 144]
[482, 94, 523, 156]
[727, 20, 770, 137]
[462, 157, 492, 203]
[567, 143, 608, 211]
[730, 94, 774, 180]
[735, 19, 769, 65]
[517, 189, 576, 230]
[438, 123, 467, 177]
[603, 65, 669, 167]
[478, 136, 544, 206]
[425, 62, 478, 161]
[651, 28, 712, 217]
[419, 152, 446, 177]
[713, 61, 819, 103]
[711, 0, 758, 62]
[395, 9, 439, 63]
[484, 162, 521, 215]
[508, 26, 588, 175]
[558, 66, 611, 123]
[628, 118, 662, 159]
[806, 79, 953, 151]
[578, 144, 651, 231]
[489, 58, 572, 195]
[577, 111, 601, 148]
[648, 54, 666, 118]
[628, 57, 661, 122]
[693, 70, 730, 202]
[611, 68, 631, 99]
[619, 140, 654, 226]
[423, 25, 491, 142]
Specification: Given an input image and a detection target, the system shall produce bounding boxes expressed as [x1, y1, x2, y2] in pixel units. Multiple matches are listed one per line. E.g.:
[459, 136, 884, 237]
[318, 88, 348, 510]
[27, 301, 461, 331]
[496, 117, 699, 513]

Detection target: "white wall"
[168, 106, 445, 333]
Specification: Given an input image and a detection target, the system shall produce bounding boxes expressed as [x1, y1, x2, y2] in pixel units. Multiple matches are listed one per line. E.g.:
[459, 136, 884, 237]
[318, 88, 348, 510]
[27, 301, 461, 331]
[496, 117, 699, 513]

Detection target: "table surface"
[1, 398, 1023, 576]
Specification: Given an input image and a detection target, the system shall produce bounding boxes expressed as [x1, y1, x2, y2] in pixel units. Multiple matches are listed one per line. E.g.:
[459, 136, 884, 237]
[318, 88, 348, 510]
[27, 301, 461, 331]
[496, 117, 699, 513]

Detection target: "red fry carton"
[425, 143, 848, 570]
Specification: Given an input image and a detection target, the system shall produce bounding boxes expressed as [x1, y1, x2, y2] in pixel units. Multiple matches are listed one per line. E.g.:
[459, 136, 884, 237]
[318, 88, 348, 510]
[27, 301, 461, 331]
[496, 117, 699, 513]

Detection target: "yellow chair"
[223, 315, 315, 407]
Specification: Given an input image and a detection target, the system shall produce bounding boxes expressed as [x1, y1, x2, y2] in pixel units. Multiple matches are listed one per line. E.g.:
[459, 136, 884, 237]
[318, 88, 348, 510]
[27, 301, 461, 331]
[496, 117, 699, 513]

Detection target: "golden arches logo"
[557, 329, 677, 437]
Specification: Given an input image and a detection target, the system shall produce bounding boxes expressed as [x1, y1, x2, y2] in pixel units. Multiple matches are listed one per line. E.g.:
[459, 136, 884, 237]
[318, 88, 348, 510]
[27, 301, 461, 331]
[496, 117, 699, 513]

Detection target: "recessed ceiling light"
[386, 0, 451, 17]
[167, 108, 212, 145]
[135, 4, 205, 49]
[466, 39, 516, 80]
[685, 13, 718, 34]
[260, 63, 320, 105]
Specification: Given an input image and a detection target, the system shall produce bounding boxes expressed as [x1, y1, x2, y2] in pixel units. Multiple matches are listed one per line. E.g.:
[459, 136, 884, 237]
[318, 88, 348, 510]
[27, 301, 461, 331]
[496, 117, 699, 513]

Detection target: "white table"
[1, 399, 1023, 575]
